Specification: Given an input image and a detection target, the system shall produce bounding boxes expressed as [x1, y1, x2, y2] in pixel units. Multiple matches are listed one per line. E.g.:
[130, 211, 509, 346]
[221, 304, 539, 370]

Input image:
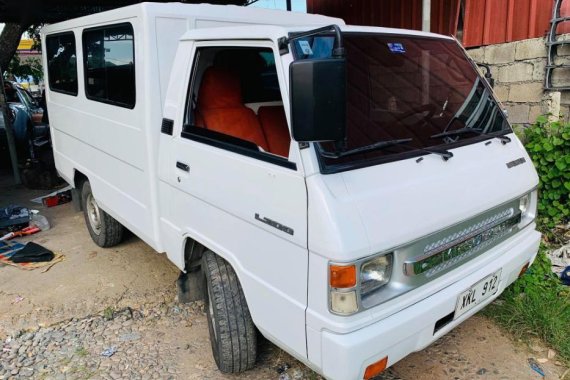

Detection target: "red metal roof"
[307, 0, 567, 48]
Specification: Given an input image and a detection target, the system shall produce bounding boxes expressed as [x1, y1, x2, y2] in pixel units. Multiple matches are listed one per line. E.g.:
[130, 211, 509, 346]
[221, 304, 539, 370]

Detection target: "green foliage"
[103, 306, 114, 320]
[486, 246, 570, 363]
[521, 115, 570, 229]
[5, 54, 43, 84]
[487, 115, 570, 364]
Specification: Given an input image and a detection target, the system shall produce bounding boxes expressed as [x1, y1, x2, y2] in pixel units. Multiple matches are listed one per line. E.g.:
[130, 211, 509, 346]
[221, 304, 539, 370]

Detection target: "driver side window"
[182, 46, 293, 166]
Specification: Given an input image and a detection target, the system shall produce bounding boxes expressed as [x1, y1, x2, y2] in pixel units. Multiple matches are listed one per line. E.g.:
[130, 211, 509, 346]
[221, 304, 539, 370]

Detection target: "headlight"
[329, 253, 393, 315]
[360, 255, 392, 295]
[519, 193, 530, 214]
[519, 190, 537, 224]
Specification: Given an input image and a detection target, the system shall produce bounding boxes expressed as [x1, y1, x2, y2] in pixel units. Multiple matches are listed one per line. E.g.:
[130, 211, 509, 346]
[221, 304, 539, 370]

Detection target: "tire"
[202, 251, 257, 373]
[81, 181, 124, 247]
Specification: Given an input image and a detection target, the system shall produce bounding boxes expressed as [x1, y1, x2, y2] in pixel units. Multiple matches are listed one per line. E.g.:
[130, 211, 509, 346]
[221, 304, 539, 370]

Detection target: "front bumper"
[316, 226, 541, 380]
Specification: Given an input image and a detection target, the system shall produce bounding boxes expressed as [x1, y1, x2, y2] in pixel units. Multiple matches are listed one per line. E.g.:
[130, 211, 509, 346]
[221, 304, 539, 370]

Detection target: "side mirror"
[290, 58, 346, 142]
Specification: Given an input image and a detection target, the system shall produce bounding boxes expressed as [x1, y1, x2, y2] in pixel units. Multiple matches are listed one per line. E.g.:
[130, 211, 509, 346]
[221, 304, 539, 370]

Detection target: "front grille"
[404, 208, 521, 277]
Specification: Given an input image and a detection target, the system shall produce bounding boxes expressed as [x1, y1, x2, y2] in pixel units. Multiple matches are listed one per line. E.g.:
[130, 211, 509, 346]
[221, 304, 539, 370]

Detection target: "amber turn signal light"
[330, 264, 357, 288]
[519, 262, 530, 278]
[364, 356, 388, 379]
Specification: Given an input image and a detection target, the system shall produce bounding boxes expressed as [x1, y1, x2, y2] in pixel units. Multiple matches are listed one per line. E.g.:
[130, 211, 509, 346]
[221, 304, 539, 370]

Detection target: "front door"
[163, 40, 309, 358]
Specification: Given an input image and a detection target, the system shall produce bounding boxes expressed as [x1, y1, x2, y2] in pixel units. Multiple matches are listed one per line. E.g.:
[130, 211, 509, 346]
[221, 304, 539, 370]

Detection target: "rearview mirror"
[290, 58, 346, 142]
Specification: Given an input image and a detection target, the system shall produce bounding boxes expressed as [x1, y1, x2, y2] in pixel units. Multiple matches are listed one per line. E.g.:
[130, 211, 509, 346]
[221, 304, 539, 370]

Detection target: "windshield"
[292, 33, 510, 171]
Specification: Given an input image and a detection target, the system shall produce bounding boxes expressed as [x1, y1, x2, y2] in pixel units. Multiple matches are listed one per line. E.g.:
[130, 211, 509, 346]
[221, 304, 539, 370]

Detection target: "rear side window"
[82, 23, 135, 108]
[46, 32, 78, 95]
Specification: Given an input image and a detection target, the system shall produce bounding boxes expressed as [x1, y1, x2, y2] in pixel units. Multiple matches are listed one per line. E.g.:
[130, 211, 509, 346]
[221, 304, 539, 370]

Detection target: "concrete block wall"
[466, 36, 570, 125]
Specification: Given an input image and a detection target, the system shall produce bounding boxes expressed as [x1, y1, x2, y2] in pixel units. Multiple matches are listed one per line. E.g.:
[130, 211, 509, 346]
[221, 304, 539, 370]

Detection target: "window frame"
[181, 43, 297, 171]
[81, 22, 136, 109]
[45, 31, 79, 96]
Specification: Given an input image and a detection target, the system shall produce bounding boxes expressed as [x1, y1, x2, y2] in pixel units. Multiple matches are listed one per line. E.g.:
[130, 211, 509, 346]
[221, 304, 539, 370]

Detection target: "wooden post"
[0, 71, 21, 184]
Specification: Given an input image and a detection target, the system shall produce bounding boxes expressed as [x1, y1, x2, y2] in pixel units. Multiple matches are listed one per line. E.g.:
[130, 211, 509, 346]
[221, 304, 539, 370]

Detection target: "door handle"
[176, 161, 190, 172]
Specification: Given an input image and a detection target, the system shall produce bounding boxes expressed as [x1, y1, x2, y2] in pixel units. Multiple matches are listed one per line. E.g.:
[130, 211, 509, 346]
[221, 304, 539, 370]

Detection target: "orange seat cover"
[258, 106, 291, 157]
[198, 67, 269, 151]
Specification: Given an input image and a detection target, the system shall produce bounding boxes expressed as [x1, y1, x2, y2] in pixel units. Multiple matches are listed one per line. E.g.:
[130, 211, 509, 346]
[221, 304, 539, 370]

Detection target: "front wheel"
[81, 181, 124, 247]
[202, 251, 257, 373]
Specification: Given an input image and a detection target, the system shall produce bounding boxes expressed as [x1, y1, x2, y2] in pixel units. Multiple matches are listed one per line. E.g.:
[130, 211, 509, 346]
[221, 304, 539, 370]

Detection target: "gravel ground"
[0, 299, 400, 380]
[0, 304, 193, 380]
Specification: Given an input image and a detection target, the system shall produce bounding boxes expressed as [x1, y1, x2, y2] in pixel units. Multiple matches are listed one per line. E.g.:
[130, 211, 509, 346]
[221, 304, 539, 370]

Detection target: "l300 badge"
[255, 213, 294, 236]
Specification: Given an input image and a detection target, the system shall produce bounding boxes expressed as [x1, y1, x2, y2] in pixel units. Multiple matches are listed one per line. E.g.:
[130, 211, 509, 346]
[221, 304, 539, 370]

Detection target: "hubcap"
[86, 193, 102, 235]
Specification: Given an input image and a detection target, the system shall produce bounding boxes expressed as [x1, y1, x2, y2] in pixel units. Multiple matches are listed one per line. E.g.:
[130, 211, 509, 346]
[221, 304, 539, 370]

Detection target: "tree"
[0, 23, 28, 71]
[6, 55, 43, 84]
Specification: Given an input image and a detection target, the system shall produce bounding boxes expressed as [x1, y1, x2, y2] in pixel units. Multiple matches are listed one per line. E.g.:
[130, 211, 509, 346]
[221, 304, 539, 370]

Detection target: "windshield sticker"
[387, 42, 406, 53]
[298, 40, 313, 55]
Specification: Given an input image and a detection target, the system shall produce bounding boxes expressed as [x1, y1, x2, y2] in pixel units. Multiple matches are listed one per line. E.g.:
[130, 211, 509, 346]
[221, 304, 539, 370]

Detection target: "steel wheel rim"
[86, 193, 102, 235]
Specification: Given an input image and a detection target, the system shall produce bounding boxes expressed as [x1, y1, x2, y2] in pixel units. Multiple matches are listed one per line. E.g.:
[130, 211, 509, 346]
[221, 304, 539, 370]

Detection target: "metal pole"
[286, 0, 292, 11]
[0, 70, 21, 184]
[422, 0, 431, 32]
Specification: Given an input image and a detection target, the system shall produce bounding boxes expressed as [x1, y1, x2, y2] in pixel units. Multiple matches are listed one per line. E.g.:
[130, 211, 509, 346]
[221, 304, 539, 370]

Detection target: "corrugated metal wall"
[305, 0, 459, 36]
[307, 0, 568, 48]
[462, 0, 553, 47]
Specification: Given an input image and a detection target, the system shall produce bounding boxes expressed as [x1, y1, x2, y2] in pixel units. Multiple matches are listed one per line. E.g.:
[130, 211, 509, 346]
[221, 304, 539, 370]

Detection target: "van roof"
[179, 24, 454, 43]
[41, 2, 345, 35]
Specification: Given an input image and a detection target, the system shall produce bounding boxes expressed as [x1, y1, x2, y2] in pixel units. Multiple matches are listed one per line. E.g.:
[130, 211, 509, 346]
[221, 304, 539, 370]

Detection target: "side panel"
[44, 17, 158, 249]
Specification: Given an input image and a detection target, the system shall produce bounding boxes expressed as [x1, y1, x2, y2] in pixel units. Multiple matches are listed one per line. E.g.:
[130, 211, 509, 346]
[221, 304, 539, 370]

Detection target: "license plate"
[455, 269, 501, 318]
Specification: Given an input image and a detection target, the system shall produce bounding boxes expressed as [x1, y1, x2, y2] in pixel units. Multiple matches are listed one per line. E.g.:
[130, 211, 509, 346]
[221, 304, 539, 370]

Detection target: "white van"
[41, 3, 540, 379]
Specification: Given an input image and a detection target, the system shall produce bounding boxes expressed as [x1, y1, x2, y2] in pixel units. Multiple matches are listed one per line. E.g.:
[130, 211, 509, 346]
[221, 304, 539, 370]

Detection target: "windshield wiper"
[431, 127, 511, 145]
[320, 138, 412, 159]
[411, 146, 454, 161]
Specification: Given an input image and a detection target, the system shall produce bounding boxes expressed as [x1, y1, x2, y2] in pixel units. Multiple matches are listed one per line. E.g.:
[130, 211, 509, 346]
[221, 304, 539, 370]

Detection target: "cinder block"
[466, 47, 485, 63]
[532, 59, 546, 81]
[551, 67, 570, 87]
[560, 91, 570, 105]
[485, 44, 515, 64]
[515, 38, 547, 60]
[543, 91, 561, 121]
[505, 103, 530, 124]
[498, 62, 534, 83]
[492, 84, 509, 101]
[528, 105, 543, 124]
[508, 82, 544, 102]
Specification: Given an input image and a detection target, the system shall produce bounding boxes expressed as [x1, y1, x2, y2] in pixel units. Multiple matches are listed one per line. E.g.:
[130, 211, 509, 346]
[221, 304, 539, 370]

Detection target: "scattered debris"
[561, 266, 570, 286]
[536, 358, 549, 364]
[30, 185, 72, 204]
[528, 358, 545, 378]
[10, 242, 54, 263]
[547, 349, 557, 360]
[0, 205, 29, 231]
[0, 242, 64, 271]
[100, 347, 117, 357]
[30, 212, 50, 231]
[30, 185, 72, 207]
[0, 225, 41, 241]
[548, 244, 570, 276]
[276, 363, 290, 374]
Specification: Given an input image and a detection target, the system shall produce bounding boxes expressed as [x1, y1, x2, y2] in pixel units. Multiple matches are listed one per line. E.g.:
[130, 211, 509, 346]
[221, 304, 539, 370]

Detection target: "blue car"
[0, 81, 47, 165]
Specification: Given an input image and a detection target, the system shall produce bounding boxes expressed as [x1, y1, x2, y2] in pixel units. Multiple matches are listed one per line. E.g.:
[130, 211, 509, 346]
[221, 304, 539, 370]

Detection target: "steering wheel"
[395, 104, 437, 124]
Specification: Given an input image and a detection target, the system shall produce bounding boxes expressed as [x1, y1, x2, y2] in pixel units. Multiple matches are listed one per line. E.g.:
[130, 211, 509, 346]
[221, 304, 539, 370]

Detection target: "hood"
[307, 134, 538, 262]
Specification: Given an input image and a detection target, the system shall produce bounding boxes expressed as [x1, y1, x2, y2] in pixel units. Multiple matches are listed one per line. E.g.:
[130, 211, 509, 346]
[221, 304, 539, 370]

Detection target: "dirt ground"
[0, 173, 568, 380]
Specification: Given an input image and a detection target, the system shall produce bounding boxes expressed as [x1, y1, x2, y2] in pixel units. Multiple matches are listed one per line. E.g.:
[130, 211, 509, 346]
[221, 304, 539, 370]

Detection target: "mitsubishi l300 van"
[41, 4, 540, 379]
